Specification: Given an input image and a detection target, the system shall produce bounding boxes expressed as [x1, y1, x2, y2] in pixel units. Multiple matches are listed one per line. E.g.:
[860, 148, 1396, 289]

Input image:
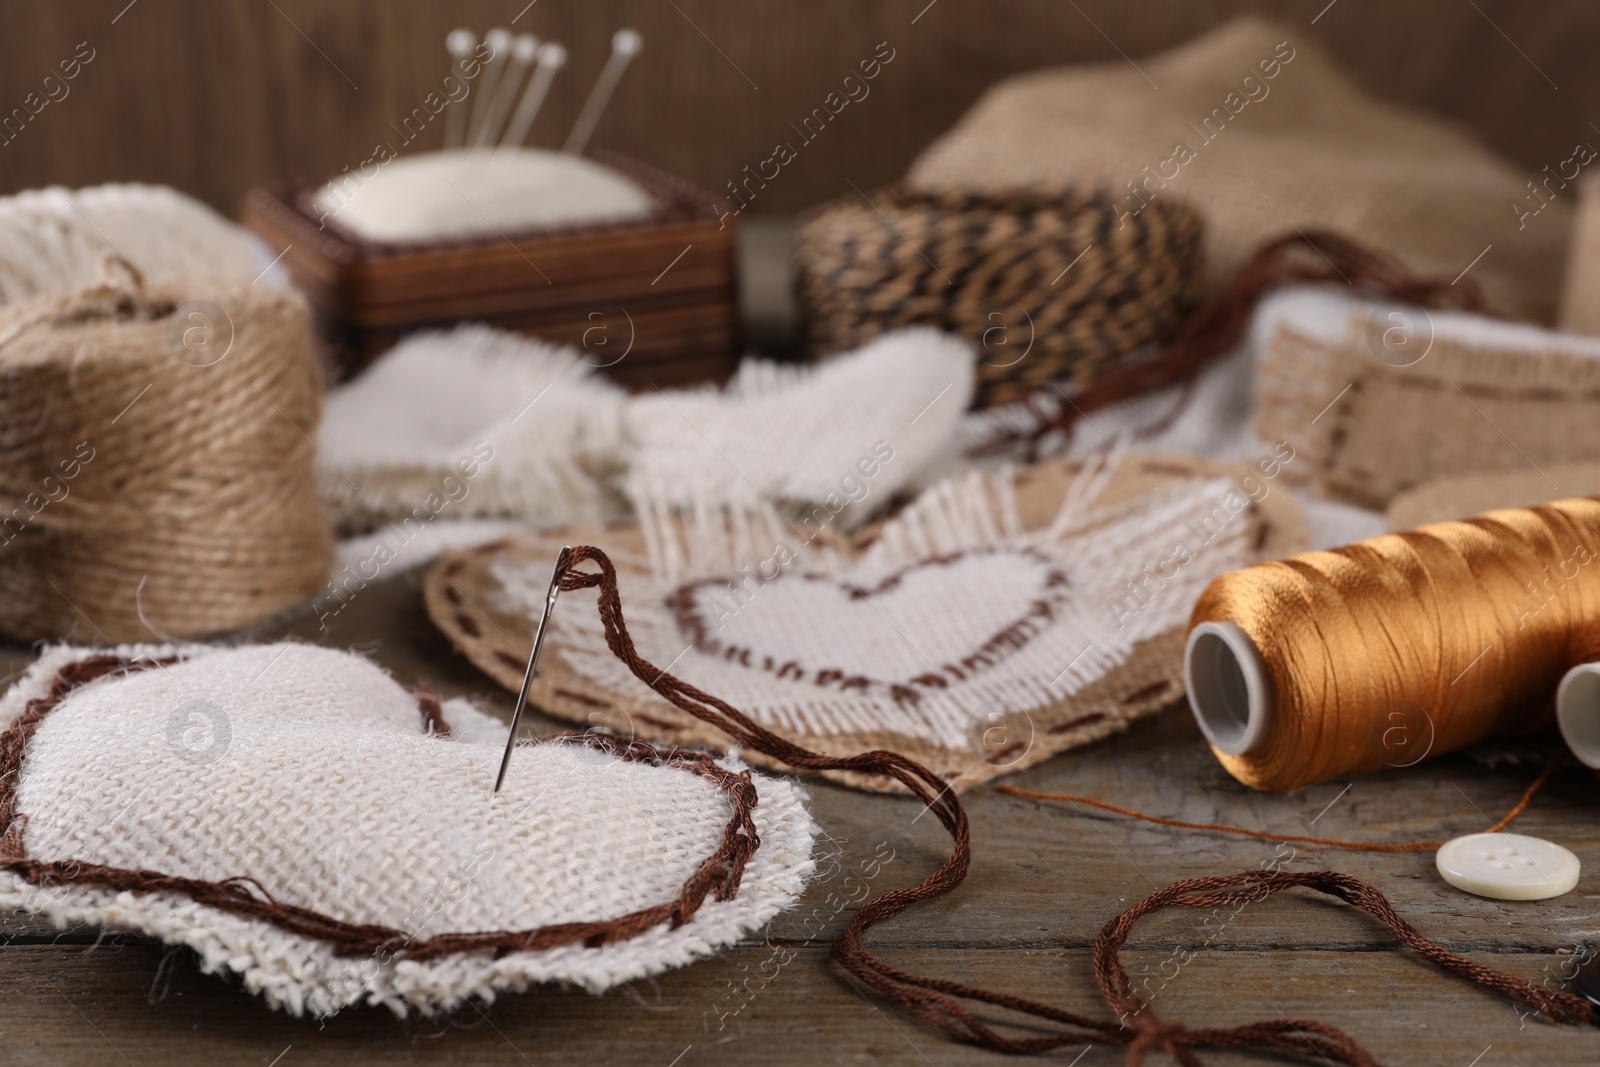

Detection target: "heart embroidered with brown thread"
[424, 454, 1310, 792]
[665, 547, 1070, 706]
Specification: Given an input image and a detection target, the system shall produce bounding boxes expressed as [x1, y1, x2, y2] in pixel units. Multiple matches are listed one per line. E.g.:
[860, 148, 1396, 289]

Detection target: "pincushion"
[312, 148, 654, 244]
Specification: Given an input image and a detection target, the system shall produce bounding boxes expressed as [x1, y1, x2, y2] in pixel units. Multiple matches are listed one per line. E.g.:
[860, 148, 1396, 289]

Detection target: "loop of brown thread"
[0, 652, 760, 963]
[1095, 870, 1592, 1066]
[985, 229, 1491, 458]
[996, 753, 1564, 853]
[543, 547, 1588, 1062]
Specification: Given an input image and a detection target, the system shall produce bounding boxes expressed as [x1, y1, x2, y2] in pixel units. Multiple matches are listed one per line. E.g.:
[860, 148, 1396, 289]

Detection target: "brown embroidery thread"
[547, 545, 1589, 1064]
[997, 754, 1562, 853]
[665, 547, 1070, 704]
[1, 567, 1589, 1062]
[988, 229, 1492, 458]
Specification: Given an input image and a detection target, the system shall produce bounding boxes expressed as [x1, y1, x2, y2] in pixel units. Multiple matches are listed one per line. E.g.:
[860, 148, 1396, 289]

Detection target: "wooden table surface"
[2, 568, 1597, 1067]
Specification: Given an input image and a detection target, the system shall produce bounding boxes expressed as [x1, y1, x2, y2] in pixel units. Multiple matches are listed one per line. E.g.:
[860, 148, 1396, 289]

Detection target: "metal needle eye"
[493, 544, 571, 793]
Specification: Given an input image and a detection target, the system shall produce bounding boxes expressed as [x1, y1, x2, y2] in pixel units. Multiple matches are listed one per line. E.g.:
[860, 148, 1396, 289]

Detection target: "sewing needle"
[493, 544, 570, 793]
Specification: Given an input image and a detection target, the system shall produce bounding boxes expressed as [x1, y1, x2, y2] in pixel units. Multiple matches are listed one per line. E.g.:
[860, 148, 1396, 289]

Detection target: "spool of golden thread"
[1184, 498, 1600, 791]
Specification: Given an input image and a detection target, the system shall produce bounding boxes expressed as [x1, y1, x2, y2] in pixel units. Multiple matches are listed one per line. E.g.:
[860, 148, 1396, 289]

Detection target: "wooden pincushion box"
[242, 153, 739, 388]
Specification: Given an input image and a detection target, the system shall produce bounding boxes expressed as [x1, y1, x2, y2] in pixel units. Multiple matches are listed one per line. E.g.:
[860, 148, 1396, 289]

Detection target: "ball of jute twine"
[0, 276, 333, 642]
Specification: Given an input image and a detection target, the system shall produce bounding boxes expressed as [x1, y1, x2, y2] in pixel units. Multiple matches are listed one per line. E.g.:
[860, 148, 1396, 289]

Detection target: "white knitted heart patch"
[0, 643, 816, 1017]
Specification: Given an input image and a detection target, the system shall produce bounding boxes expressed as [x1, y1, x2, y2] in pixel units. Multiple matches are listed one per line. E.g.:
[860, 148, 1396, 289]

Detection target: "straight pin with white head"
[475, 33, 538, 148]
[494, 545, 571, 793]
[562, 28, 642, 156]
[500, 42, 567, 149]
[443, 28, 476, 148]
[466, 28, 514, 149]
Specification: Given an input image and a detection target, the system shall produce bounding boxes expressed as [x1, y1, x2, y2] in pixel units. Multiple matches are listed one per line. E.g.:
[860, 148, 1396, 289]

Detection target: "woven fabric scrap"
[425, 452, 1306, 793]
[0, 183, 260, 305]
[623, 326, 973, 542]
[0, 642, 816, 1017]
[1386, 463, 1600, 532]
[906, 17, 1566, 324]
[317, 324, 974, 540]
[1253, 285, 1600, 509]
[316, 323, 632, 534]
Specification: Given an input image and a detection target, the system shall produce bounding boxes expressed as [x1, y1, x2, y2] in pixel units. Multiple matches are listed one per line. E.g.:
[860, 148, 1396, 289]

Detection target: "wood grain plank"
[0, 944, 1590, 1066]
[0, 1, 1589, 217]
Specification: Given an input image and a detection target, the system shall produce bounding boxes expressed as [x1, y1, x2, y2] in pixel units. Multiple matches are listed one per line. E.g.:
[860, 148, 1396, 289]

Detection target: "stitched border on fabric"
[0, 653, 759, 962]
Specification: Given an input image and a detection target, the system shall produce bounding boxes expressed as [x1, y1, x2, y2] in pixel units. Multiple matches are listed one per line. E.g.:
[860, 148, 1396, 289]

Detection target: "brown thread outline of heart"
[0, 653, 760, 963]
[665, 546, 1071, 707]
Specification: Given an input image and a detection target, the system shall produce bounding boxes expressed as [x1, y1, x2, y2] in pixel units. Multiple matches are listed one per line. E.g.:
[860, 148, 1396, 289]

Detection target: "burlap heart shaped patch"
[0, 642, 816, 1016]
[425, 454, 1305, 792]
[668, 546, 1069, 704]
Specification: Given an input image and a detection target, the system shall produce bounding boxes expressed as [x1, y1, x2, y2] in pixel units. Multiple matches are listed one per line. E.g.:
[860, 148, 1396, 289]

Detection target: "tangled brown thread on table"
[1190, 498, 1600, 791]
[997, 752, 1562, 852]
[540, 545, 1588, 1064]
[3, 554, 1590, 1062]
[0, 280, 333, 643]
[0, 653, 762, 962]
[997, 228, 1492, 457]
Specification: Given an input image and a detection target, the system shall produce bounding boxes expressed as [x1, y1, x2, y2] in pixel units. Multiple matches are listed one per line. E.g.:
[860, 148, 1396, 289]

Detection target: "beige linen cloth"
[908, 17, 1567, 324]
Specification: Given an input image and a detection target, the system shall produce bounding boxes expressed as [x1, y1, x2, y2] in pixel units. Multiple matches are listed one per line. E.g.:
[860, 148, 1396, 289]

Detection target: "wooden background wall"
[0, 0, 1591, 217]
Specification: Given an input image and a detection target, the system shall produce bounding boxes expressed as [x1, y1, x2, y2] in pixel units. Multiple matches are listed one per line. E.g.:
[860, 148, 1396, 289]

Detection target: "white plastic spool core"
[1556, 662, 1600, 768]
[1184, 621, 1273, 755]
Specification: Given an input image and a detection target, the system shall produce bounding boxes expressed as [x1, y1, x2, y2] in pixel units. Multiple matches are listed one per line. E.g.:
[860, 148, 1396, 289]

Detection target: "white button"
[1435, 832, 1580, 900]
